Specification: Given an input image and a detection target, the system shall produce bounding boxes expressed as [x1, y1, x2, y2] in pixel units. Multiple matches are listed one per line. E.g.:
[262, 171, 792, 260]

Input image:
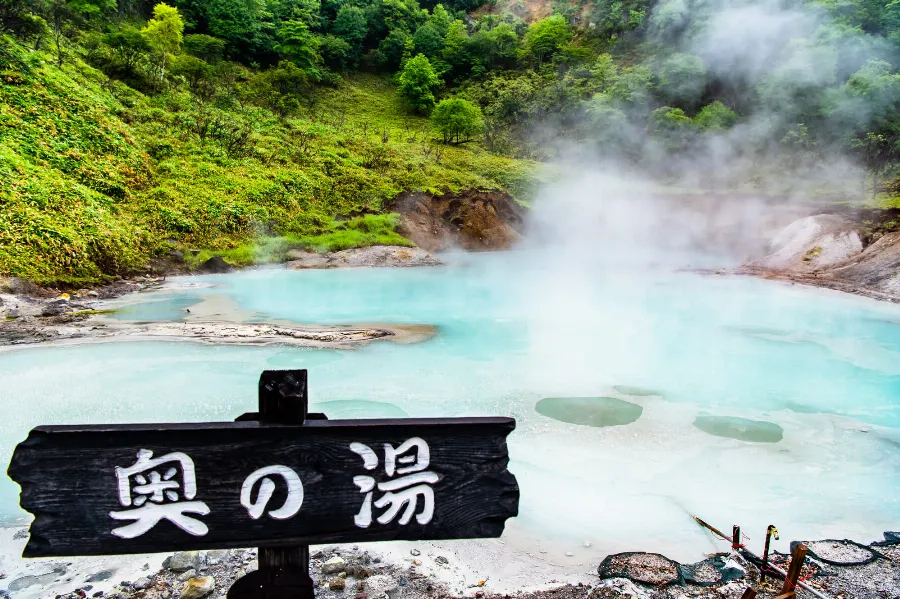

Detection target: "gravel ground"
[803, 540, 878, 565]
[5, 536, 898, 599]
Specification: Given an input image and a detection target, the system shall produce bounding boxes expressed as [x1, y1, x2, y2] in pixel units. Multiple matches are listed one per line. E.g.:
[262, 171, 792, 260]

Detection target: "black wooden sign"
[7, 370, 519, 562]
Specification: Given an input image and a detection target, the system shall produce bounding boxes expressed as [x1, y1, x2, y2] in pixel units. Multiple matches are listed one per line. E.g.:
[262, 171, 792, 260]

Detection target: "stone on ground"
[322, 555, 346, 574]
[181, 576, 215, 599]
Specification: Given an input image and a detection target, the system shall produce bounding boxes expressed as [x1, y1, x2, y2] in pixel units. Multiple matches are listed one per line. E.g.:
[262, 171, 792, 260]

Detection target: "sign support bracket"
[228, 370, 317, 599]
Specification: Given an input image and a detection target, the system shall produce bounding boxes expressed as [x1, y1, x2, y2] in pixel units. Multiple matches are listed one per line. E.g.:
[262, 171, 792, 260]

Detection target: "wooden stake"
[779, 543, 808, 598]
[733, 525, 742, 551]
[228, 370, 315, 599]
[761, 525, 778, 584]
[692, 515, 731, 541]
[740, 589, 757, 599]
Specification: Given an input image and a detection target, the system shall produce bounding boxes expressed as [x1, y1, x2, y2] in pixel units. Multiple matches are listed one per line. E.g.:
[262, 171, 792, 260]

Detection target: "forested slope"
[0, 0, 898, 284]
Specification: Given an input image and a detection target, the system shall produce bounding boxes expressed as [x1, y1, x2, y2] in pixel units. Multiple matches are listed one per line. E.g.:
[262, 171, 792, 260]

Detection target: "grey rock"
[197, 256, 232, 274]
[588, 578, 647, 599]
[434, 556, 449, 567]
[206, 550, 229, 566]
[409, 549, 421, 557]
[329, 246, 441, 268]
[321, 556, 346, 574]
[0, 590, 9, 599]
[86, 290, 100, 298]
[86, 570, 116, 583]
[365, 574, 398, 596]
[80, 585, 94, 592]
[0, 277, 40, 295]
[12, 528, 28, 540]
[721, 557, 746, 579]
[164, 551, 202, 573]
[41, 301, 68, 317]
[4, 308, 20, 319]
[133, 577, 152, 590]
[285, 250, 334, 269]
[177, 569, 197, 581]
[169, 250, 185, 262]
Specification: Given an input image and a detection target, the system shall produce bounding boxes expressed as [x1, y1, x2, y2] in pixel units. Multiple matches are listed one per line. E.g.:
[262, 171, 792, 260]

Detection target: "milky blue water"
[2, 252, 899, 559]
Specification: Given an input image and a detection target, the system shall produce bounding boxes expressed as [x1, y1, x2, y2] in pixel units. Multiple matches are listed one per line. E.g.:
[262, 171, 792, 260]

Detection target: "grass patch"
[183, 214, 413, 268]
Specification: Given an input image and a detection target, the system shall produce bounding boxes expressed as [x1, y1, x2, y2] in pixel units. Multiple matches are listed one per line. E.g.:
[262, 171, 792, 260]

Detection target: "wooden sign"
[7, 370, 519, 561]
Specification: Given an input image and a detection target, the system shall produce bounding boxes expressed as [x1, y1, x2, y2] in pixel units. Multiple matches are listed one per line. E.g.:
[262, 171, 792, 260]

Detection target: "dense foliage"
[0, 0, 899, 282]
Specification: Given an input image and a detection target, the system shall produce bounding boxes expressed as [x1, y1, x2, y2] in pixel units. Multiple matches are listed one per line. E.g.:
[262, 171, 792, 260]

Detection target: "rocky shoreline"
[2, 526, 898, 599]
[0, 246, 442, 349]
[736, 213, 900, 303]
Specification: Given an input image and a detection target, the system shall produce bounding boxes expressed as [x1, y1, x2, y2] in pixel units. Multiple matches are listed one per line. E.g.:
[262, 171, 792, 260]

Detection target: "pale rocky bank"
[2, 526, 899, 599]
[739, 210, 900, 302]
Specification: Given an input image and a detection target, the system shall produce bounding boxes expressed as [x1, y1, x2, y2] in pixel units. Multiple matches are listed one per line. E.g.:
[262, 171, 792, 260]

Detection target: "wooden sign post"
[7, 369, 520, 598]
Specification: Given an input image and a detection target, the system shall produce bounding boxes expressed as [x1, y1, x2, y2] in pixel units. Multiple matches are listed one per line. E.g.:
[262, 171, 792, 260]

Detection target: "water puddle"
[535, 397, 643, 428]
[692, 415, 784, 443]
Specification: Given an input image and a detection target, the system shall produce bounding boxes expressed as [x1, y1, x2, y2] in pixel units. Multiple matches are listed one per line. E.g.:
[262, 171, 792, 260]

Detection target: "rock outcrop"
[746, 214, 863, 272]
[286, 246, 441, 269]
[388, 190, 526, 252]
[743, 213, 900, 300]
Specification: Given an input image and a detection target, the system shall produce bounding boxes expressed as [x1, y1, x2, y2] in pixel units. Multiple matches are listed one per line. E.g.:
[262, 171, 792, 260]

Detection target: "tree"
[0, 0, 49, 40]
[609, 64, 652, 113]
[427, 3, 450, 36]
[647, 106, 694, 150]
[440, 18, 468, 75]
[398, 53, 440, 113]
[101, 25, 150, 76]
[45, 0, 115, 66]
[657, 52, 706, 109]
[431, 97, 482, 143]
[590, 0, 648, 38]
[183, 33, 225, 63]
[694, 101, 738, 130]
[377, 28, 409, 71]
[488, 22, 517, 68]
[885, 0, 900, 44]
[246, 60, 312, 117]
[206, 0, 263, 58]
[332, 4, 367, 56]
[277, 19, 322, 73]
[412, 22, 442, 57]
[585, 92, 632, 150]
[852, 131, 900, 198]
[376, 0, 427, 35]
[319, 33, 352, 70]
[170, 53, 214, 95]
[141, 2, 183, 80]
[523, 15, 570, 67]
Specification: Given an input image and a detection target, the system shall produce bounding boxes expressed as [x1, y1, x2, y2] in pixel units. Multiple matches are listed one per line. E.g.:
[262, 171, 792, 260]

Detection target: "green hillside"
[0, 37, 533, 284]
[1, 0, 898, 284]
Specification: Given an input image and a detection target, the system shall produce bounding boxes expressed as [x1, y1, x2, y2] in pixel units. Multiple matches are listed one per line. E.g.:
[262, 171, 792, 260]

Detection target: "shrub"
[431, 97, 483, 144]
